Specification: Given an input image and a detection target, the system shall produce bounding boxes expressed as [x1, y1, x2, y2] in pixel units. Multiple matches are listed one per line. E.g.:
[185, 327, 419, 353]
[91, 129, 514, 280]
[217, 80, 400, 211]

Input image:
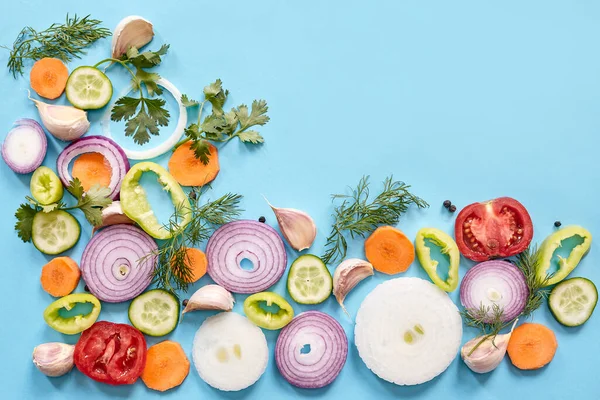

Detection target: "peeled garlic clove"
[266, 199, 316, 251]
[111, 16, 154, 58]
[461, 320, 518, 374]
[29, 96, 89, 141]
[92, 201, 134, 235]
[183, 284, 235, 314]
[333, 258, 374, 314]
[32, 342, 75, 377]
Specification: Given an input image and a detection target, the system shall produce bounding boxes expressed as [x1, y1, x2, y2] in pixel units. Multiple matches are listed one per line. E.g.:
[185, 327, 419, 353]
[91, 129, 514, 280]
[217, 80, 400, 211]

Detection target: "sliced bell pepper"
[243, 292, 294, 330]
[537, 225, 592, 286]
[415, 228, 460, 292]
[120, 161, 192, 240]
[43, 293, 101, 334]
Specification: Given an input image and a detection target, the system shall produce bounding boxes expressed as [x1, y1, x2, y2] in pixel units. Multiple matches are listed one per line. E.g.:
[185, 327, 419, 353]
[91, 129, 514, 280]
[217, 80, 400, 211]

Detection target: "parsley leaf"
[68, 178, 85, 199]
[181, 94, 199, 107]
[73, 184, 112, 226]
[134, 68, 161, 96]
[111, 97, 141, 121]
[128, 44, 170, 68]
[14, 203, 37, 242]
[247, 100, 270, 127]
[203, 79, 228, 116]
[113, 97, 170, 145]
[190, 139, 211, 164]
[238, 130, 264, 144]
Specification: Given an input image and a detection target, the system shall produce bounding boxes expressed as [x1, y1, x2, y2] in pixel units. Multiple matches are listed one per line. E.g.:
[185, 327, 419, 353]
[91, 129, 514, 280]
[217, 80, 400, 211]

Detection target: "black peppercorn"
[443, 200, 451, 208]
[189, 191, 197, 200]
[259, 216, 266, 223]
[554, 221, 562, 227]
[183, 299, 189, 307]
[84, 285, 89, 292]
[449, 204, 457, 213]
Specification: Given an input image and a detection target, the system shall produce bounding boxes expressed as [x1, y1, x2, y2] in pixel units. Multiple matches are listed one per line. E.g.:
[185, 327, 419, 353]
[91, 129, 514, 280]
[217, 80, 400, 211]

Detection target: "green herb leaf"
[14, 203, 37, 242]
[134, 68, 161, 96]
[69, 182, 112, 226]
[189, 138, 211, 164]
[41, 203, 60, 213]
[247, 100, 270, 127]
[204, 79, 228, 116]
[201, 114, 226, 135]
[68, 177, 85, 199]
[181, 94, 199, 107]
[128, 44, 169, 69]
[111, 97, 141, 121]
[238, 130, 264, 144]
[113, 97, 169, 145]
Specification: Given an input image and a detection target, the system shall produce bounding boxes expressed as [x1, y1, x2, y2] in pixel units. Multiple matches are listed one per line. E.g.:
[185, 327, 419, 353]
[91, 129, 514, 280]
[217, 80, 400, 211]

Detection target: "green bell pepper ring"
[415, 228, 460, 292]
[537, 225, 592, 286]
[120, 162, 192, 240]
[43, 293, 101, 334]
[243, 292, 294, 330]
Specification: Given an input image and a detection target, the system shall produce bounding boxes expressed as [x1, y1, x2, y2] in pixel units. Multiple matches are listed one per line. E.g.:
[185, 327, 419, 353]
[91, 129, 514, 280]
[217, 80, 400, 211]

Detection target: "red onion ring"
[206, 220, 287, 294]
[2, 119, 47, 174]
[275, 311, 348, 389]
[56, 135, 129, 200]
[80, 224, 157, 303]
[460, 260, 528, 322]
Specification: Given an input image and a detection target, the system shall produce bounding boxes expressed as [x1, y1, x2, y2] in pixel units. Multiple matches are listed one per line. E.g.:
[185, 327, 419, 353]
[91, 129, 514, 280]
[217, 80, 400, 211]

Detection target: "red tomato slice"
[74, 321, 147, 385]
[455, 197, 533, 261]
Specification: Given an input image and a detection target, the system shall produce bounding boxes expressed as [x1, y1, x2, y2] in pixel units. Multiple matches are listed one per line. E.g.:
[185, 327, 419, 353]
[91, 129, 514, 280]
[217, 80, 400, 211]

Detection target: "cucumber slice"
[549, 277, 597, 327]
[128, 289, 180, 336]
[30, 166, 64, 205]
[32, 210, 80, 254]
[287, 254, 332, 304]
[65, 66, 113, 110]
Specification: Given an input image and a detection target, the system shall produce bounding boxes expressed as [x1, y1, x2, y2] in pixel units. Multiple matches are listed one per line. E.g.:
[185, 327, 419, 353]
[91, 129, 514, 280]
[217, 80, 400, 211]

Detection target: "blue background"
[1, 1, 598, 399]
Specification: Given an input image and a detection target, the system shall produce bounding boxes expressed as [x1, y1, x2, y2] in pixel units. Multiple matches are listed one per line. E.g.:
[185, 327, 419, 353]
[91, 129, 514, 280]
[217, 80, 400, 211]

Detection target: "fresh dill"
[321, 175, 428, 265]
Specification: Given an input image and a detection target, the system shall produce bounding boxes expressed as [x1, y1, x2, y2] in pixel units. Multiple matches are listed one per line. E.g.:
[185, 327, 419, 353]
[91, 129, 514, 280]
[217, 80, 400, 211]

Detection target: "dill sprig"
[3, 14, 111, 77]
[321, 175, 428, 265]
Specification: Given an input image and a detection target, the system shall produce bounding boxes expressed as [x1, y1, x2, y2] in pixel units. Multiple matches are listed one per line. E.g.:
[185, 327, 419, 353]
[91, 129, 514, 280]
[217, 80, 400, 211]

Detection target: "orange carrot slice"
[172, 247, 207, 283]
[40, 257, 81, 297]
[168, 141, 220, 186]
[141, 341, 190, 392]
[365, 226, 415, 275]
[507, 323, 558, 370]
[30, 58, 69, 100]
[72, 152, 112, 191]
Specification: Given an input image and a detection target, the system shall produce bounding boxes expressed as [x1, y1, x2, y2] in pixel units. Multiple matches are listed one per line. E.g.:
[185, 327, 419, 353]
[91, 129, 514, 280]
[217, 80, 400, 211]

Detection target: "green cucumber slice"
[549, 277, 597, 327]
[65, 66, 113, 110]
[287, 254, 332, 304]
[128, 289, 180, 336]
[30, 166, 64, 205]
[32, 210, 81, 254]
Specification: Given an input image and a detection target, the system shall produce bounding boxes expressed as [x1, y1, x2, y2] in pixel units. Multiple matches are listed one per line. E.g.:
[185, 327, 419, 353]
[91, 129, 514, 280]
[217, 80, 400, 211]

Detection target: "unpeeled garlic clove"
[183, 284, 235, 314]
[333, 258, 374, 315]
[29, 95, 89, 141]
[111, 16, 154, 58]
[461, 320, 518, 374]
[92, 201, 134, 235]
[266, 199, 317, 251]
[32, 342, 75, 377]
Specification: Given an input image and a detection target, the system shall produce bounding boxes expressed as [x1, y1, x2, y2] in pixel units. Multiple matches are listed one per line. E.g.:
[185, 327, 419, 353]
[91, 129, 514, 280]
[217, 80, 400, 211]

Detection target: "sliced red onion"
[206, 220, 287, 294]
[275, 311, 348, 389]
[460, 260, 528, 322]
[2, 119, 47, 174]
[56, 135, 129, 200]
[80, 224, 157, 303]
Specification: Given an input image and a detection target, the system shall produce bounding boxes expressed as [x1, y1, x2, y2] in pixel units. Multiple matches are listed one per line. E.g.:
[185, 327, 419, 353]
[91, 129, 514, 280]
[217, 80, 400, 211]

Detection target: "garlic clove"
[111, 16, 154, 58]
[29, 95, 89, 141]
[461, 320, 518, 374]
[266, 199, 317, 251]
[92, 201, 134, 235]
[183, 284, 235, 314]
[333, 258, 374, 315]
[32, 342, 75, 377]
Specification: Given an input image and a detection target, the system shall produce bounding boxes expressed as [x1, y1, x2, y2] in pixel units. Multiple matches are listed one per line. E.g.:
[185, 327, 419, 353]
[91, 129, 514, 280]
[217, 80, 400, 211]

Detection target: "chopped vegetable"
[355, 278, 462, 385]
[168, 141, 220, 186]
[128, 289, 179, 336]
[111, 16, 154, 58]
[30, 166, 63, 205]
[461, 320, 517, 374]
[207, 220, 287, 293]
[32, 342, 74, 377]
[65, 66, 112, 109]
[192, 312, 268, 391]
[365, 226, 415, 275]
[29, 95, 90, 141]
[275, 311, 348, 389]
[182, 284, 235, 314]
[266, 200, 317, 251]
[29, 58, 69, 99]
[287, 254, 332, 304]
[549, 277, 597, 327]
[172, 247, 207, 283]
[43, 293, 101, 334]
[32, 210, 81, 255]
[72, 153, 112, 191]
[507, 323, 557, 370]
[332, 258, 373, 314]
[40, 257, 80, 297]
[141, 341, 189, 392]
[243, 291, 294, 330]
[536, 225, 592, 286]
[91, 201, 134, 234]
[2, 119, 47, 174]
[415, 228, 460, 292]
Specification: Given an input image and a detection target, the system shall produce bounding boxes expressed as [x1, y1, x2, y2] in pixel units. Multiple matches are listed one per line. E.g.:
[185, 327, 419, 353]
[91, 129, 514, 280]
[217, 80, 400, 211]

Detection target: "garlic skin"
[461, 320, 518, 374]
[111, 16, 154, 58]
[29, 96, 89, 141]
[333, 258, 374, 314]
[183, 284, 235, 314]
[92, 201, 134, 234]
[32, 343, 75, 377]
[266, 200, 317, 251]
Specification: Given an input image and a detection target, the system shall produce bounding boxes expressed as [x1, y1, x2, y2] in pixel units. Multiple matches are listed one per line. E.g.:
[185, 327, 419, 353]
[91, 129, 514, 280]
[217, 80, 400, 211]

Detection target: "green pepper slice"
[243, 292, 294, 330]
[415, 228, 460, 292]
[43, 293, 101, 334]
[120, 162, 192, 240]
[537, 225, 592, 286]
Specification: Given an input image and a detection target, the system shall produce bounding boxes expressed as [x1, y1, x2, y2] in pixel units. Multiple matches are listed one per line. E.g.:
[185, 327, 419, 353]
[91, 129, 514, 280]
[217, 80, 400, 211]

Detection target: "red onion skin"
[2, 119, 47, 174]
[460, 260, 528, 322]
[275, 311, 348, 389]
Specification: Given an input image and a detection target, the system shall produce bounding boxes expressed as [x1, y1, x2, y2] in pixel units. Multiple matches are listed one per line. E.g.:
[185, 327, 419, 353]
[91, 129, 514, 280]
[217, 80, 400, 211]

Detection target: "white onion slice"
[355, 277, 462, 386]
[102, 77, 186, 160]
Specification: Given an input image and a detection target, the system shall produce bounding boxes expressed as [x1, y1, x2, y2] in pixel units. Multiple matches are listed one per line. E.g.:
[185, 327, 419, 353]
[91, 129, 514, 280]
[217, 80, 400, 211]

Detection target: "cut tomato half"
[455, 197, 533, 261]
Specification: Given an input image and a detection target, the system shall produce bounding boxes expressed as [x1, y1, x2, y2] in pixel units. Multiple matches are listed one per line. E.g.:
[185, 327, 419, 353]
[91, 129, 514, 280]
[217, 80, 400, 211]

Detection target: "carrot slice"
[172, 247, 207, 283]
[40, 257, 81, 297]
[141, 341, 190, 392]
[168, 141, 220, 186]
[72, 152, 112, 191]
[30, 58, 69, 100]
[507, 323, 558, 370]
[365, 226, 414, 275]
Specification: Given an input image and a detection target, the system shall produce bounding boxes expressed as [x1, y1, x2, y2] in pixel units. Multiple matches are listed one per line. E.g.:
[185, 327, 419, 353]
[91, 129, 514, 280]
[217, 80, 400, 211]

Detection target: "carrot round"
[72, 152, 112, 191]
[173, 247, 207, 283]
[507, 323, 558, 370]
[141, 340, 190, 392]
[40, 257, 81, 297]
[365, 226, 414, 274]
[168, 141, 220, 186]
[30, 58, 69, 100]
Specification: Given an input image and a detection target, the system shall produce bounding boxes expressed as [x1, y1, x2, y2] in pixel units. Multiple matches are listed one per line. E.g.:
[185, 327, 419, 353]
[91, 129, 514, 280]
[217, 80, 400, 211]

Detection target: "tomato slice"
[454, 197, 533, 261]
[74, 321, 147, 385]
